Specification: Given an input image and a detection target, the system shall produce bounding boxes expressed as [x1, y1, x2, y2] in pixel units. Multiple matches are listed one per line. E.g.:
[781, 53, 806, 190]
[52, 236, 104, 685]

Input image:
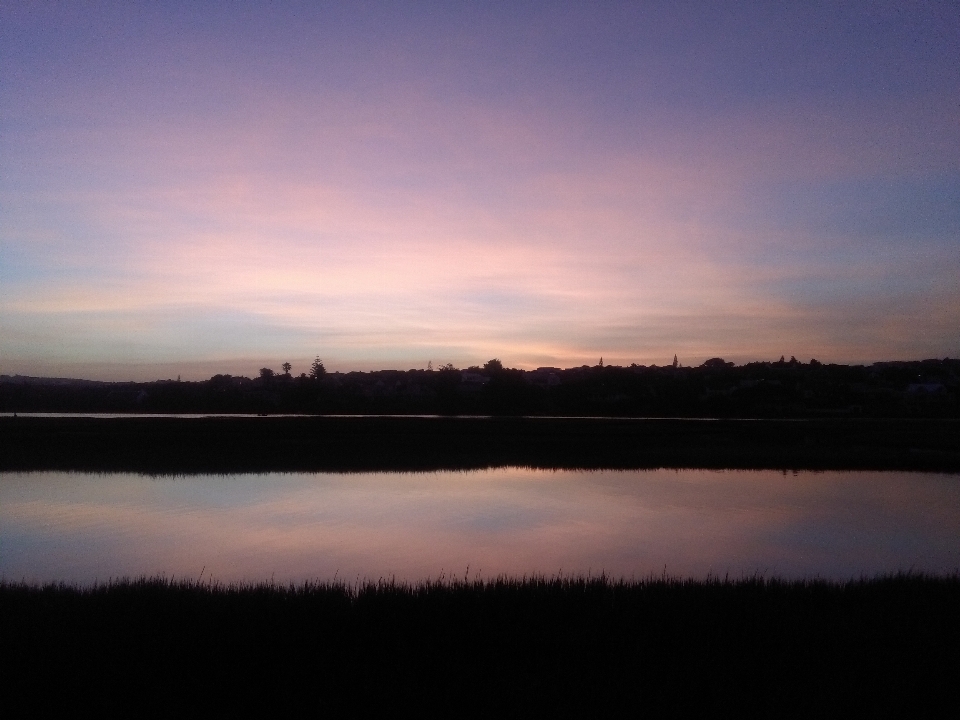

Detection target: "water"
[2, 469, 958, 584]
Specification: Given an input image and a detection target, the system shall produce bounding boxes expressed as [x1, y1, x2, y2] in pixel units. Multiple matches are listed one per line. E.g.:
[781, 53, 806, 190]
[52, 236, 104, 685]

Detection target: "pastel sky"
[2, 2, 958, 380]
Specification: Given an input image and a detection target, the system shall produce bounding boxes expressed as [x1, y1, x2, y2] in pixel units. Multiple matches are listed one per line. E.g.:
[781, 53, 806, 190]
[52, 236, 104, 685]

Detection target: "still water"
[2, 469, 958, 584]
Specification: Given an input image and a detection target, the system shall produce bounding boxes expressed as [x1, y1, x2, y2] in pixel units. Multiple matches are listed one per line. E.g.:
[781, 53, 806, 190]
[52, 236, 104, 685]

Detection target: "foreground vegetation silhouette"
[3, 574, 958, 715]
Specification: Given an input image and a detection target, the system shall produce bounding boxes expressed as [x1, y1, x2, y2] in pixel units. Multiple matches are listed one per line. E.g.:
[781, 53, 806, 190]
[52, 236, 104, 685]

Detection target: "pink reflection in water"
[2, 469, 958, 584]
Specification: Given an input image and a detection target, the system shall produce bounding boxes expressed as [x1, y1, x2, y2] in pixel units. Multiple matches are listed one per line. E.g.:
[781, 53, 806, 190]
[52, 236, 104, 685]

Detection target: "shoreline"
[2, 415, 959, 473]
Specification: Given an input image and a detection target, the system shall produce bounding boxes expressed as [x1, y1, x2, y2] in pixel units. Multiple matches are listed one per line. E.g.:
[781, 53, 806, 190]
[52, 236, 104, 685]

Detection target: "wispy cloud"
[1, 2, 957, 379]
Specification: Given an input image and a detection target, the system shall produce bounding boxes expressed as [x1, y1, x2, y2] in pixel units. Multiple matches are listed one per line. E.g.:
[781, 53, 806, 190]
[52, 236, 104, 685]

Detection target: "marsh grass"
[3, 573, 958, 715]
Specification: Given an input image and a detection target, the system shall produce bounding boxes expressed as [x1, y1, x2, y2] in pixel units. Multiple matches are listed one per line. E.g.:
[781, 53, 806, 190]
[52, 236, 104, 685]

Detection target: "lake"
[2, 469, 958, 584]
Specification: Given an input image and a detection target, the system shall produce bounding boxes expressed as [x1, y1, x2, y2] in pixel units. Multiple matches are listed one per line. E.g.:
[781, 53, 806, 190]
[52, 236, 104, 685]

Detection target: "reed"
[3, 573, 958, 715]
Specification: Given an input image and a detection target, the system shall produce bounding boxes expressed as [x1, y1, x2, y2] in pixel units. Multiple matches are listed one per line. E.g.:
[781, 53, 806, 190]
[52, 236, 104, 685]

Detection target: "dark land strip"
[5, 357, 959, 418]
[2, 415, 958, 473]
[3, 575, 958, 715]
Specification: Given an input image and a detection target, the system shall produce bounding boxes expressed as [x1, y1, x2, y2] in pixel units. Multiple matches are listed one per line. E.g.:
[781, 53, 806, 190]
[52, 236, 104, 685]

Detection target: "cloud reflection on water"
[2, 469, 958, 584]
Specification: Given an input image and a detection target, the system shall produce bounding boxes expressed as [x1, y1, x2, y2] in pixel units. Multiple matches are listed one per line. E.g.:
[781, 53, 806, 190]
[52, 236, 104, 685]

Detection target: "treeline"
[2, 357, 958, 417]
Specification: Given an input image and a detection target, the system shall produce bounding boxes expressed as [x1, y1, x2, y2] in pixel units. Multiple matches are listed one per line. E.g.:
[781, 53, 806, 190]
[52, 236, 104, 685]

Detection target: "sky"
[1, 1, 958, 380]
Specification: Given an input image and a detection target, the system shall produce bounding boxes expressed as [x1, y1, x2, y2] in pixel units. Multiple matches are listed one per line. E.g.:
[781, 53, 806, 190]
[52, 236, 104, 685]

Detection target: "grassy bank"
[3, 574, 958, 716]
[2, 415, 959, 473]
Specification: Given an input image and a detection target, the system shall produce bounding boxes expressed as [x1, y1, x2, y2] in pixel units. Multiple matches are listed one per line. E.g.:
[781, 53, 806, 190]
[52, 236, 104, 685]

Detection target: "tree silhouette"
[483, 359, 503, 373]
[282, 362, 292, 376]
[309, 357, 326, 379]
